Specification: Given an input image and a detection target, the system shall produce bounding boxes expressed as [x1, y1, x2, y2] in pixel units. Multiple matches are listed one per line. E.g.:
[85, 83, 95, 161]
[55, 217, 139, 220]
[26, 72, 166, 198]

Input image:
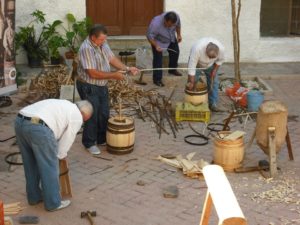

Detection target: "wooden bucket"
[185, 83, 208, 105]
[256, 100, 288, 155]
[213, 131, 244, 172]
[106, 116, 135, 154]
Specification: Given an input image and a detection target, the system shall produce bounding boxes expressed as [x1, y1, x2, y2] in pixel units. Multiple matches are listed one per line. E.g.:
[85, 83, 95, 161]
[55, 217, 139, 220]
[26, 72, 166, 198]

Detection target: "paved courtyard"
[0, 71, 300, 225]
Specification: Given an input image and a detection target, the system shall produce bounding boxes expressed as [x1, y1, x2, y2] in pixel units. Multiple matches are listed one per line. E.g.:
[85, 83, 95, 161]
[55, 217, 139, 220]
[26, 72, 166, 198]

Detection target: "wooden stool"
[199, 165, 247, 225]
[59, 159, 72, 198]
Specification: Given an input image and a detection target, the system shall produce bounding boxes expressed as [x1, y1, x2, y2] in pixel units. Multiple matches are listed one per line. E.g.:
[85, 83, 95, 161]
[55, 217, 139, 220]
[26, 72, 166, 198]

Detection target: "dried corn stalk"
[30, 65, 73, 98]
[157, 152, 209, 179]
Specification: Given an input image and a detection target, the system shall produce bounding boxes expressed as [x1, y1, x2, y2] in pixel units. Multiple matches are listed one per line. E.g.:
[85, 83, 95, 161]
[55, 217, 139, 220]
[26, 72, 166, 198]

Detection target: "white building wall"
[15, 0, 86, 64]
[15, 0, 300, 64]
[165, 0, 300, 63]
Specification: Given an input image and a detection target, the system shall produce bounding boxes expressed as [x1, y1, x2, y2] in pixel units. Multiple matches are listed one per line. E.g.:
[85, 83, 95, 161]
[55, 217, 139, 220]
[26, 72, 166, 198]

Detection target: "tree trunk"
[231, 0, 241, 82]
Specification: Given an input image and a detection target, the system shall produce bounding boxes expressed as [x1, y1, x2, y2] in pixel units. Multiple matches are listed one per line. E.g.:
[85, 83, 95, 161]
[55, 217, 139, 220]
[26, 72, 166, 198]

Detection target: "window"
[260, 0, 300, 36]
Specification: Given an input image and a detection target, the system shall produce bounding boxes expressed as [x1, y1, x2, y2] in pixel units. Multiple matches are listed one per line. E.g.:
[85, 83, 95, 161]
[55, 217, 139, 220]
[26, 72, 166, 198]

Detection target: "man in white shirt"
[187, 38, 225, 112]
[15, 99, 93, 211]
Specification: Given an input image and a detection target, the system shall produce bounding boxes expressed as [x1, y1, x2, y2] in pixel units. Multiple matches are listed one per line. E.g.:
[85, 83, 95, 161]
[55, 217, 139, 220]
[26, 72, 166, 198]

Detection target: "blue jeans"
[195, 65, 219, 106]
[14, 117, 61, 211]
[76, 80, 109, 147]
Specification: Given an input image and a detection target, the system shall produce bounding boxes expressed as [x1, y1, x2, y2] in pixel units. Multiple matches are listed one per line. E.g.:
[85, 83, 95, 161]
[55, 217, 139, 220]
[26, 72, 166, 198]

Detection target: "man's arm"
[147, 38, 162, 52]
[57, 121, 82, 159]
[176, 26, 182, 43]
[146, 21, 162, 52]
[86, 69, 125, 81]
[109, 56, 139, 75]
[210, 64, 220, 78]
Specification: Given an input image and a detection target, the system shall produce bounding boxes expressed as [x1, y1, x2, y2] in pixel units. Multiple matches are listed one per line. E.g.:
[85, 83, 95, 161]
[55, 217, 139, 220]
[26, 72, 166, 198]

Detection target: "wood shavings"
[250, 177, 300, 204]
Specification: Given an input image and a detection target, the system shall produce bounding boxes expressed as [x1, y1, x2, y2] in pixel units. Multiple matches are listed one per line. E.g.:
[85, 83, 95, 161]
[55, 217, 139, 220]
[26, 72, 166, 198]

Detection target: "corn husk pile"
[30, 65, 73, 98]
[157, 152, 209, 179]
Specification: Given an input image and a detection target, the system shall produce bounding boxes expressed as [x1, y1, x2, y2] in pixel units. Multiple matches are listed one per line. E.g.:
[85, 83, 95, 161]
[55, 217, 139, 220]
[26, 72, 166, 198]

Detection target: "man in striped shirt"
[76, 24, 138, 155]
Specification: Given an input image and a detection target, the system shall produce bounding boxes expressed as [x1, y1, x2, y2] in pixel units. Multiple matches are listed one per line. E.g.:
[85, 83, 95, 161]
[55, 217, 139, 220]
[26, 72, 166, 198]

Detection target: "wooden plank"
[268, 127, 277, 178]
[285, 127, 294, 160]
[199, 192, 213, 225]
[59, 159, 72, 198]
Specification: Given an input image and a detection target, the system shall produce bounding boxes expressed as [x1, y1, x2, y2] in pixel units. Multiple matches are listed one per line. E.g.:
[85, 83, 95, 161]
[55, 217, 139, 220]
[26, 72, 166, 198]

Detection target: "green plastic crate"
[175, 102, 210, 122]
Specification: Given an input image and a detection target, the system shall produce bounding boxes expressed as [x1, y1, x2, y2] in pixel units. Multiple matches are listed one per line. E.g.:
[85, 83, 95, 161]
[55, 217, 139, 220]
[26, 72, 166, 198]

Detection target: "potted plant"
[15, 10, 62, 67]
[48, 35, 65, 65]
[63, 13, 92, 59]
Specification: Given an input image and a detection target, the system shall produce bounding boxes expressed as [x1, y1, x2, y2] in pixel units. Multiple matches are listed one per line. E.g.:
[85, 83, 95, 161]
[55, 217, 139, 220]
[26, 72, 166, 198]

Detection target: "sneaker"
[87, 145, 101, 155]
[50, 200, 71, 212]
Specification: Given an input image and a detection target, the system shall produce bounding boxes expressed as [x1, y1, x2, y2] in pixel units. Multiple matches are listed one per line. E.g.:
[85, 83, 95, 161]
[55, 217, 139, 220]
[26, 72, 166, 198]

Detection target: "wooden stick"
[268, 127, 277, 178]
[3, 202, 20, 208]
[285, 127, 294, 160]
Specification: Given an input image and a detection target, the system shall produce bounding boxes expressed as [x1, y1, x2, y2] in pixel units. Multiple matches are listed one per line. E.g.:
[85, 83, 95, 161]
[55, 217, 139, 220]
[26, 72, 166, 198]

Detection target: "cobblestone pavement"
[0, 73, 299, 225]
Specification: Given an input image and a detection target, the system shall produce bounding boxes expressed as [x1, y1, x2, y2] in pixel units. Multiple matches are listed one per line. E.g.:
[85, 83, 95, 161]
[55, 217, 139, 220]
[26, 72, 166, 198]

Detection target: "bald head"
[75, 100, 93, 121]
[206, 42, 219, 59]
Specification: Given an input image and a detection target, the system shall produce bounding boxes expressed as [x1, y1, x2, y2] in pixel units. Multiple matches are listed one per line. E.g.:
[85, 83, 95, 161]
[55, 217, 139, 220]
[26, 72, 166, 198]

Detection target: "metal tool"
[81, 211, 97, 225]
[234, 159, 280, 173]
[134, 71, 147, 85]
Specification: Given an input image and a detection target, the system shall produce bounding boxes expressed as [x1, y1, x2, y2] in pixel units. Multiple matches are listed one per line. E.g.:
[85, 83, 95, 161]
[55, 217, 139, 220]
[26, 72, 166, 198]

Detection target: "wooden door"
[86, 0, 163, 35]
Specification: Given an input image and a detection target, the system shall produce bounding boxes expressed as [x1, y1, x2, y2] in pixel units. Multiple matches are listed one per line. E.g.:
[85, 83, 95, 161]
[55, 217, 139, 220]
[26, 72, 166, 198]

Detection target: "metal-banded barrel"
[184, 83, 208, 105]
[106, 116, 135, 155]
[213, 131, 245, 172]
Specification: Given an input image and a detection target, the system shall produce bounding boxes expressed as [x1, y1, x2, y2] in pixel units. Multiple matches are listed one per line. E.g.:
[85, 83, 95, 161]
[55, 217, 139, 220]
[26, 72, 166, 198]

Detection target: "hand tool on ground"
[134, 71, 147, 85]
[18, 215, 39, 224]
[234, 160, 280, 173]
[81, 211, 96, 225]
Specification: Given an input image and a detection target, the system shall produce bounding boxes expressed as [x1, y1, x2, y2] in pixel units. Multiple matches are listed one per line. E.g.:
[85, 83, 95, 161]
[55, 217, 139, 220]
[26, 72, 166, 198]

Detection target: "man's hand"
[155, 45, 163, 52]
[186, 82, 194, 91]
[128, 67, 139, 76]
[114, 71, 125, 80]
[210, 70, 217, 78]
[177, 34, 182, 43]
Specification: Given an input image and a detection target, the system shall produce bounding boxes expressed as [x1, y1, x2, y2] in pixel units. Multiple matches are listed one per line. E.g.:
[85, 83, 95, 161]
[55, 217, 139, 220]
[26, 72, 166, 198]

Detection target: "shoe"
[97, 142, 106, 146]
[49, 200, 71, 212]
[209, 104, 227, 112]
[169, 71, 182, 76]
[86, 145, 101, 155]
[154, 81, 165, 87]
[29, 199, 43, 205]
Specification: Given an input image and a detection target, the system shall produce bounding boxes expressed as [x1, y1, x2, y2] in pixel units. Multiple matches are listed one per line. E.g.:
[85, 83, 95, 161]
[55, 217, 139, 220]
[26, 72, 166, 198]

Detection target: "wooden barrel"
[256, 100, 288, 155]
[106, 116, 135, 155]
[213, 131, 244, 172]
[184, 83, 208, 105]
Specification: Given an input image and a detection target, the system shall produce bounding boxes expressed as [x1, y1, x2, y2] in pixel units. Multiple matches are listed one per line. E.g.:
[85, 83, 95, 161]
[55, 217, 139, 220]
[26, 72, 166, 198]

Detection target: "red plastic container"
[225, 82, 248, 107]
[0, 200, 4, 225]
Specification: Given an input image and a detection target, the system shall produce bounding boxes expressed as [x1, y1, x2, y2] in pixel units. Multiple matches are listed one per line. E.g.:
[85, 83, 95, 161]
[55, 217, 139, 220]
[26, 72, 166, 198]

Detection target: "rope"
[5, 152, 23, 165]
[184, 123, 209, 146]
[120, 67, 207, 73]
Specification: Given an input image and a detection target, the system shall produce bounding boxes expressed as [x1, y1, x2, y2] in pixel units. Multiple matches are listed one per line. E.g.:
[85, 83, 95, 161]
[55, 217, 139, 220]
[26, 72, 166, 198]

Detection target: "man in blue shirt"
[147, 11, 182, 87]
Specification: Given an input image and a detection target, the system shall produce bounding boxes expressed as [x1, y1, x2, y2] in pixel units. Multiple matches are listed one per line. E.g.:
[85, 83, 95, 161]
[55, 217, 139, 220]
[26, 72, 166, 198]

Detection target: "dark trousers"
[151, 41, 179, 83]
[76, 80, 109, 148]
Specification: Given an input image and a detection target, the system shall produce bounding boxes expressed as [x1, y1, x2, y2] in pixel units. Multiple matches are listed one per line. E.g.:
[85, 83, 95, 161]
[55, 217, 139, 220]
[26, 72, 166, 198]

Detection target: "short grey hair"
[206, 42, 219, 56]
[75, 100, 93, 116]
